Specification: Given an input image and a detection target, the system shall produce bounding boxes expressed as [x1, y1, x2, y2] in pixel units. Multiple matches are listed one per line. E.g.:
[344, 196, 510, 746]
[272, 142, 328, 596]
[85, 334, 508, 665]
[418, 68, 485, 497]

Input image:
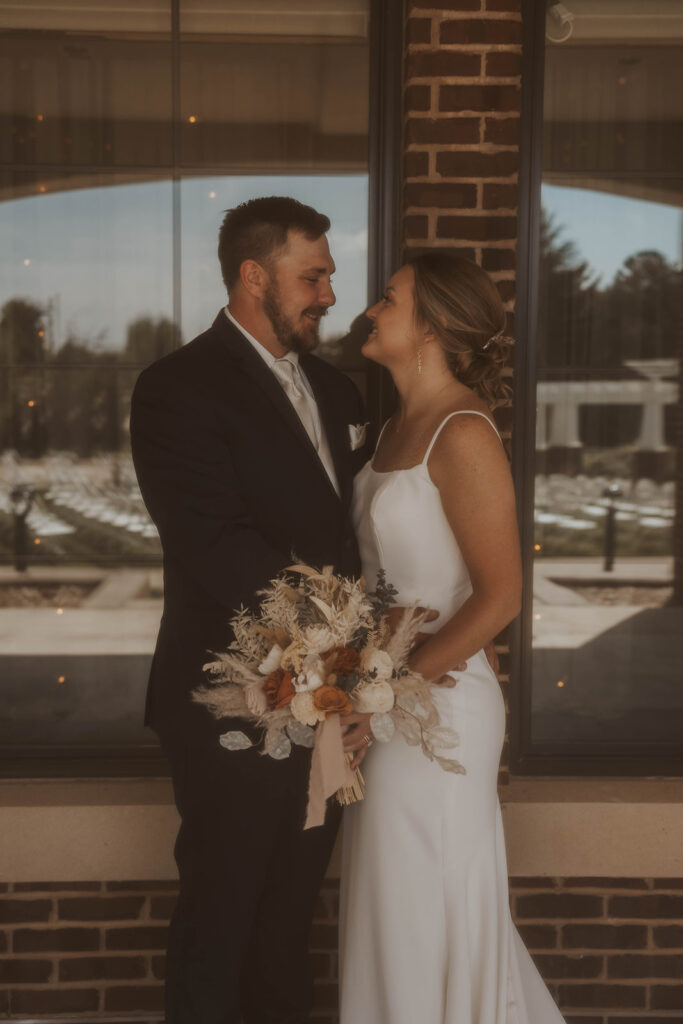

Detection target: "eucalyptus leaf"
[264, 728, 292, 760]
[435, 754, 467, 775]
[286, 720, 316, 748]
[219, 731, 253, 751]
[369, 712, 395, 743]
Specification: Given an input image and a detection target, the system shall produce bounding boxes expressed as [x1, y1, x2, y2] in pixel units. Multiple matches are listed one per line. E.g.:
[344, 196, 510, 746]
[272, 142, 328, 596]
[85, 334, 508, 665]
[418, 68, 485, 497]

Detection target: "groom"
[130, 196, 373, 1023]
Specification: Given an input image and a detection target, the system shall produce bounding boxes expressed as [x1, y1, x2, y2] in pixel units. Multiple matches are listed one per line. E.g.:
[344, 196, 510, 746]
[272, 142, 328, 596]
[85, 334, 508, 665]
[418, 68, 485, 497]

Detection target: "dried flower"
[325, 645, 361, 674]
[313, 684, 353, 717]
[291, 691, 326, 727]
[264, 669, 296, 710]
[258, 643, 284, 675]
[360, 647, 394, 681]
[354, 680, 395, 714]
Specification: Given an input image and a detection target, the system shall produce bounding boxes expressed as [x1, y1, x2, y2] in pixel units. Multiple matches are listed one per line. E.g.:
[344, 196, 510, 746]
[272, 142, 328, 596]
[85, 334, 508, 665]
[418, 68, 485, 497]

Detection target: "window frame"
[0, 0, 403, 780]
[510, 0, 683, 777]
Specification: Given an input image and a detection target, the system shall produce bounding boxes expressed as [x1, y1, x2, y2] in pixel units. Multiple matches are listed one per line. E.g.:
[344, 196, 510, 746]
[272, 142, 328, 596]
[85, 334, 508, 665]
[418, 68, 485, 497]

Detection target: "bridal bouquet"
[193, 565, 464, 828]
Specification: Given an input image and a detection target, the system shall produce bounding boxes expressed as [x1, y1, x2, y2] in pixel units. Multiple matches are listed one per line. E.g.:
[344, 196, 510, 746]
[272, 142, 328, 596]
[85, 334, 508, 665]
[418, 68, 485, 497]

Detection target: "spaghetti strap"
[422, 410, 501, 464]
[376, 419, 392, 447]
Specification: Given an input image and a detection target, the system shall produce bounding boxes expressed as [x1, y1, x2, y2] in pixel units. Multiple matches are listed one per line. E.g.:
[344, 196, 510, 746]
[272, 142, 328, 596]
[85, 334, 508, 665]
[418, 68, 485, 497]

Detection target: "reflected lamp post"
[10, 485, 34, 573]
[602, 483, 622, 573]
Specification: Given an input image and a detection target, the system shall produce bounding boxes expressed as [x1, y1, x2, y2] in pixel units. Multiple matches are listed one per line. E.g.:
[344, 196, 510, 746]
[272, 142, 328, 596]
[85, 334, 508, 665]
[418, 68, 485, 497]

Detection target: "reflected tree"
[123, 316, 182, 366]
[538, 208, 600, 370]
[606, 250, 681, 363]
[0, 299, 48, 457]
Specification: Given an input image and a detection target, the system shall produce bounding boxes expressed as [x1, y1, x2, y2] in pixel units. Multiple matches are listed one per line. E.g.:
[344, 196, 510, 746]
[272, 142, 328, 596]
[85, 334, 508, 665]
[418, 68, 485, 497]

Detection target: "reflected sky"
[0, 174, 368, 356]
[543, 184, 683, 284]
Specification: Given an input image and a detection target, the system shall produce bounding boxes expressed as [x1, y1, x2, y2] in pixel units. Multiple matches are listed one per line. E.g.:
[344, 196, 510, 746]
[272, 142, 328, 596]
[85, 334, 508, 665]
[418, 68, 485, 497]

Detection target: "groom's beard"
[263, 282, 326, 354]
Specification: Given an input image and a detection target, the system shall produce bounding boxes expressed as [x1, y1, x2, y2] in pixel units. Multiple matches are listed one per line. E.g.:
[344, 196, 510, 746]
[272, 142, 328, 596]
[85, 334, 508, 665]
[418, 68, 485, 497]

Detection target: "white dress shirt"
[224, 308, 340, 496]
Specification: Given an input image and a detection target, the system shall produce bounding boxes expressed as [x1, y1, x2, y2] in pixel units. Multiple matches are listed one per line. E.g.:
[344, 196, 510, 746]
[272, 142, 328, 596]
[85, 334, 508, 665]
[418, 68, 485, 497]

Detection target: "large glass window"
[515, 0, 683, 770]
[0, 0, 373, 774]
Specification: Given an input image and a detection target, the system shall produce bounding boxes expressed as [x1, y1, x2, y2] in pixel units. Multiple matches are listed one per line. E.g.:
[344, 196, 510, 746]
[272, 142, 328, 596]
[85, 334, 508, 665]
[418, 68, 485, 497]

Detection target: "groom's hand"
[341, 712, 374, 771]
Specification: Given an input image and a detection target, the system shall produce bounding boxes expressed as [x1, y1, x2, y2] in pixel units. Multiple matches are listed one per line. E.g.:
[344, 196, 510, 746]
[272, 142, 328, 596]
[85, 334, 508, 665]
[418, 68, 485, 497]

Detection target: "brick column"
[403, 0, 522, 777]
[403, 0, 521, 286]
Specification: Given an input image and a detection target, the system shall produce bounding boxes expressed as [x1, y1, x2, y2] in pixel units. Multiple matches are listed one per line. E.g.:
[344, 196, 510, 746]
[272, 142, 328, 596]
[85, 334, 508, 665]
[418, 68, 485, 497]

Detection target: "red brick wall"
[1, 878, 683, 1020]
[403, 0, 521, 291]
[403, 0, 523, 780]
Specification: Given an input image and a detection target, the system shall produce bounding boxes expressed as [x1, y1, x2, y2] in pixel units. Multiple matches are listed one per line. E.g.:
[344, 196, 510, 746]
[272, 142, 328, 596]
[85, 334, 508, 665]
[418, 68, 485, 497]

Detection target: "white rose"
[360, 647, 394, 682]
[303, 625, 336, 654]
[353, 680, 395, 714]
[291, 692, 326, 727]
[258, 643, 283, 675]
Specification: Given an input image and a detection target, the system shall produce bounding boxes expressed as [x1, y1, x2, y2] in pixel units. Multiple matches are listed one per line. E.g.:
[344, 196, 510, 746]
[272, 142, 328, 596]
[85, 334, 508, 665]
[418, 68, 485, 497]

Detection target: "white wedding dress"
[339, 412, 565, 1024]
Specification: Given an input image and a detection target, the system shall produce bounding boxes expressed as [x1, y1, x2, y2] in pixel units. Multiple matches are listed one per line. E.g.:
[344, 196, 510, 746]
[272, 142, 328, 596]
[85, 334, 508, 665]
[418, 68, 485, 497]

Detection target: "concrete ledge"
[1, 778, 682, 882]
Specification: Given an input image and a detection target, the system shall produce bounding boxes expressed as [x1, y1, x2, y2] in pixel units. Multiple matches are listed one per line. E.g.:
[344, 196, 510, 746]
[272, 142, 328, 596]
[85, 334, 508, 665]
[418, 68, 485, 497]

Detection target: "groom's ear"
[240, 259, 269, 299]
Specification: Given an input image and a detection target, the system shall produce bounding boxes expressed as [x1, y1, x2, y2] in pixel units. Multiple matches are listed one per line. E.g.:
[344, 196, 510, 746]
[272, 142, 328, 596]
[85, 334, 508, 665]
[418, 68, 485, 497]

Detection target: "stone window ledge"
[0, 777, 681, 881]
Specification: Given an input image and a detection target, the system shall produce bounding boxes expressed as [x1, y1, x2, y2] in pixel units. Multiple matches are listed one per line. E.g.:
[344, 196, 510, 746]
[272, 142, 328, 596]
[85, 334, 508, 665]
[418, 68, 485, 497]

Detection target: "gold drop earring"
[417, 345, 423, 376]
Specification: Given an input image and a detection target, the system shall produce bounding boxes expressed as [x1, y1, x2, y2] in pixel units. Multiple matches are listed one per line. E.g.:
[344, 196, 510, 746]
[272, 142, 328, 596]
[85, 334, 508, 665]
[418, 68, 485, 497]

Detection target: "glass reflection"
[530, 4, 683, 752]
[0, 0, 172, 167]
[0, 173, 175, 360]
[0, 0, 371, 761]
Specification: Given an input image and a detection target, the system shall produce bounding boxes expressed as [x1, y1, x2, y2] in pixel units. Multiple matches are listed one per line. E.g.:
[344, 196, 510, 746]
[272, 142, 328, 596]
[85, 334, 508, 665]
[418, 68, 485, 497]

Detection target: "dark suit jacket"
[130, 311, 372, 741]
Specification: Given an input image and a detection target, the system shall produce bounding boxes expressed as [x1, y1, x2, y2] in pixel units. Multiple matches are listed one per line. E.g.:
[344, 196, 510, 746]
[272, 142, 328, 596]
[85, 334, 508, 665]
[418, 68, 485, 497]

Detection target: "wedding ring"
[363, 734, 373, 748]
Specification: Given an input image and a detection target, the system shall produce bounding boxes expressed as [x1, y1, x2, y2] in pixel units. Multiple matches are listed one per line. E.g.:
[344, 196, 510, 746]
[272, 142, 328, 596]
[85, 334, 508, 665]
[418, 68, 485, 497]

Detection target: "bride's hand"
[341, 711, 374, 771]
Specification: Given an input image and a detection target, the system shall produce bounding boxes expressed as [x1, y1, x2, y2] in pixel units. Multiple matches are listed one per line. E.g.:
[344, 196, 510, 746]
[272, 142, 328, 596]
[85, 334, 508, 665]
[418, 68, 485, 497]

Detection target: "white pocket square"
[348, 422, 369, 451]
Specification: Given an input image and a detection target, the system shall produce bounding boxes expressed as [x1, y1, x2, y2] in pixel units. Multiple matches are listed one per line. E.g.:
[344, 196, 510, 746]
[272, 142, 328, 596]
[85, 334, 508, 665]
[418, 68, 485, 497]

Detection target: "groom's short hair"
[218, 196, 331, 292]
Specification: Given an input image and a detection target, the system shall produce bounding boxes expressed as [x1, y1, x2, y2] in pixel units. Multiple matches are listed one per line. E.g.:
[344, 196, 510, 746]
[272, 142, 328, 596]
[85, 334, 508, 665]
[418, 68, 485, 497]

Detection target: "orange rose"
[313, 684, 353, 717]
[264, 669, 296, 710]
[326, 646, 361, 674]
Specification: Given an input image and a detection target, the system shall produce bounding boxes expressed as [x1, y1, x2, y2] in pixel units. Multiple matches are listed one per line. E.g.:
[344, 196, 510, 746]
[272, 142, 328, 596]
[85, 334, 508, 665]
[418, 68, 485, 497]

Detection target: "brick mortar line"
[405, 208, 518, 217]
[409, 12, 523, 21]
[405, 181, 518, 187]
[404, 112, 520, 119]
[406, 75, 521, 83]
[408, 44, 523, 53]
[434, 108, 521, 116]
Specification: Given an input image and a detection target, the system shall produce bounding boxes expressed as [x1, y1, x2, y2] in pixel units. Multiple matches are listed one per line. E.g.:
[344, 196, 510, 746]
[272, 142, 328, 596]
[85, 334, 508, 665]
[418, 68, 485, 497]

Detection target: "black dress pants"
[160, 731, 341, 1024]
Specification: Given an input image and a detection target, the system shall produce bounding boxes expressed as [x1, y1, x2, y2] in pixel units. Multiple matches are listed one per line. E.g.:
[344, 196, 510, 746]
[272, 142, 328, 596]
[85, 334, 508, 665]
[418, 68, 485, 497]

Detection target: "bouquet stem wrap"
[305, 714, 354, 829]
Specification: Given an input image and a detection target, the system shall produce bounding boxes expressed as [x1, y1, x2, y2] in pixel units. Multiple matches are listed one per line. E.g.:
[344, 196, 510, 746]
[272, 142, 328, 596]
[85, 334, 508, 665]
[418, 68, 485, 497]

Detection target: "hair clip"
[482, 330, 503, 351]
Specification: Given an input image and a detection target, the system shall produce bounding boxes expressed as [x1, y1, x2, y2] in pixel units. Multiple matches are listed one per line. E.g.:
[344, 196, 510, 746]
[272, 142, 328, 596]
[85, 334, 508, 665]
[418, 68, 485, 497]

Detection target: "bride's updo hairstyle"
[410, 252, 512, 407]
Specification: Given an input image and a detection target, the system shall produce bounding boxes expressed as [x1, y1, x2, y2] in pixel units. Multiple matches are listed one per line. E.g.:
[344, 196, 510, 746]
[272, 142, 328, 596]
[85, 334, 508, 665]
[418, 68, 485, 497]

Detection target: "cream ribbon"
[304, 714, 354, 830]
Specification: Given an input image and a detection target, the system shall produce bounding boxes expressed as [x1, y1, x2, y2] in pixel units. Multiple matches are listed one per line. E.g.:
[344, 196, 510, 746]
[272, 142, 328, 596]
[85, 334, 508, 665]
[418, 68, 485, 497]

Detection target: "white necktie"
[272, 357, 319, 451]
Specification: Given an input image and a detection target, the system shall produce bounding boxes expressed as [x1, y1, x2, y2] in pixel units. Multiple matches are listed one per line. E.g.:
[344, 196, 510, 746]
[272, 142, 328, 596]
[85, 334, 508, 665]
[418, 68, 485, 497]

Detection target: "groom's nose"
[319, 279, 336, 308]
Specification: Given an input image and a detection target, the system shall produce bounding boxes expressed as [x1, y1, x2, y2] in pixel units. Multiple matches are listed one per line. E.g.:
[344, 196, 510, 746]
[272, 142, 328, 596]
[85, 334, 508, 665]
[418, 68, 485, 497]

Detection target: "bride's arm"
[407, 414, 522, 683]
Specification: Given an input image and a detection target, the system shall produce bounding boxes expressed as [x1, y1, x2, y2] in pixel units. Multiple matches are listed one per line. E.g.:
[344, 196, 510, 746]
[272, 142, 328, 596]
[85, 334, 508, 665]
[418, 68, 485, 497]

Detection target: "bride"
[339, 253, 565, 1023]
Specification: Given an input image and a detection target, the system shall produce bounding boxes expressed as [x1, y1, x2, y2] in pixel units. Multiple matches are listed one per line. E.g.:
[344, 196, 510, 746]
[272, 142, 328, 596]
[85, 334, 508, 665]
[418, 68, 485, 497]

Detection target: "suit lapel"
[300, 353, 353, 509]
[210, 312, 343, 502]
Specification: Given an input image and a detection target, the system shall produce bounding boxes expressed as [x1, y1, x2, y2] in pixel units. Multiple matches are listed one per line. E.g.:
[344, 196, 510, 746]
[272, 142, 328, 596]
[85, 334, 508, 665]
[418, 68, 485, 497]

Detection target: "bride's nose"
[365, 301, 379, 320]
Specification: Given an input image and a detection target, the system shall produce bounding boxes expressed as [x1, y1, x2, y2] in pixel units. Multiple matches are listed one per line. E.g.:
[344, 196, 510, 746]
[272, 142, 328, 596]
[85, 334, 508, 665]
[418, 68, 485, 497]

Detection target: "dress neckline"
[369, 461, 426, 477]
[370, 409, 500, 475]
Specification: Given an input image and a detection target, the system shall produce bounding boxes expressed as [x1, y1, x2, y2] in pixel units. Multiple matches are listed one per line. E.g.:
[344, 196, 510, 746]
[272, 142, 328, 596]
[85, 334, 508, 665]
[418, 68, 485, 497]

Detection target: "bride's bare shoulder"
[427, 403, 506, 480]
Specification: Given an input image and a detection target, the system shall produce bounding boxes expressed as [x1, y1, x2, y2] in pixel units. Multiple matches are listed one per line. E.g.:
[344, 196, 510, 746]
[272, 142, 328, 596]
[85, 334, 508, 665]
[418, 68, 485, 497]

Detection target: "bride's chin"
[360, 340, 385, 365]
